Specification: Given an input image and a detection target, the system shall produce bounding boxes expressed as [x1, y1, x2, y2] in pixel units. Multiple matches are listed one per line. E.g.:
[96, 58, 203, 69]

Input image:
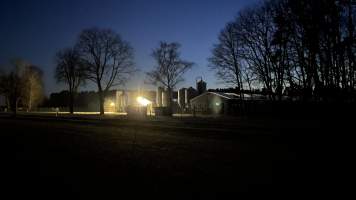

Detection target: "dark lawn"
[0, 114, 350, 199]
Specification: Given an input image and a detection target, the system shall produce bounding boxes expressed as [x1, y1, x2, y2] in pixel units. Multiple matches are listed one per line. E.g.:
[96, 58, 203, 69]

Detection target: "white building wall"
[190, 93, 229, 114]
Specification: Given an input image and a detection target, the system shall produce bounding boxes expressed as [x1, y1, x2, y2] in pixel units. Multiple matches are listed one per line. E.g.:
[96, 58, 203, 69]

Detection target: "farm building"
[177, 87, 198, 110]
[104, 90, 156, 113]
[104, 87, 199, 114]
[190, 92, 267, 115]
[190, 92, 240, 115]
[103, 79, 205, 114]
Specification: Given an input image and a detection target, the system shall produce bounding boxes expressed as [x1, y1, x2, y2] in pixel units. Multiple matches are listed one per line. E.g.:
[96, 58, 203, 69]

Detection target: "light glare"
[137, 96, 151, 106]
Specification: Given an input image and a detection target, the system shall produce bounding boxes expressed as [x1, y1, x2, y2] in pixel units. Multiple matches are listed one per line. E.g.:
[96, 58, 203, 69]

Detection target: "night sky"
[0, 0, 259, 95]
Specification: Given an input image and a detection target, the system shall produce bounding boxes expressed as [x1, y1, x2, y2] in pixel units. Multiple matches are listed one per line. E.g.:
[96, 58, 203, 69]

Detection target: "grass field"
[0, 113, 350, 199]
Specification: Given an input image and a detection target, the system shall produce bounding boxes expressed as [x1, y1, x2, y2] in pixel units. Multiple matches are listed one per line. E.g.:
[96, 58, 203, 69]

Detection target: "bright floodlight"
[110, 102, 115, 107]
[137, 96, 151, 106]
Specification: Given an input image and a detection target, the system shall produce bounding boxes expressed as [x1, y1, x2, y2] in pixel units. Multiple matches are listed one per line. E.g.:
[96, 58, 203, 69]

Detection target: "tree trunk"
[69, 91, 74, 114]
[98, 89, 105, 115]
[11, 98, 18, 117]
[28, 88, 32, 112]
[167, 87, 173, 116]
[6, 97, 10, 111]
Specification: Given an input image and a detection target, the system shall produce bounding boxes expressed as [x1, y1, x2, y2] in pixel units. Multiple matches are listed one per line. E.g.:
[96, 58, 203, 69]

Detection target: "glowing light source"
[110, 102, 115, 107]
[137, 96, 151, 106]
[215, 102, 220, 106]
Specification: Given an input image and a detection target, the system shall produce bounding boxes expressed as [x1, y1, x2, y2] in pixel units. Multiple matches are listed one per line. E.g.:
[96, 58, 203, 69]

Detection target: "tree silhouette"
[55, 47, 86, 114]
[0, 59, 42, 115]
[211, 0, 356, 102]
[146, 42, 193, 114]
[209, 22, 243, 89]
[76, 28, 135, 115]
[20, 65, 44, 111]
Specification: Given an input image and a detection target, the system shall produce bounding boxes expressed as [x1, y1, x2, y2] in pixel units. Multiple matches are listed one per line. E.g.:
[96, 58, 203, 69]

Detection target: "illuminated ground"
[0, 113, 347, 198]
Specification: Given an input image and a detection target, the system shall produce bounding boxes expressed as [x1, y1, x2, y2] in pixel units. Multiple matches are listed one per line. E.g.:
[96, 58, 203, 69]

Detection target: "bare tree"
[20, 65, 44, 111]
[0, 59, 44, 113]
[146, 42, 194, 114]
[0, 60, 25, 115]
[55, 47, 86, 114]
[0, 69, 8, 109]
[76, 28, 135, 115]
[0, 69, 4, 95]
[241, 60, 257, 98]
[239, 4, 277, 100]
[209, 22, 243, 90]
[211, 0, 356, 102]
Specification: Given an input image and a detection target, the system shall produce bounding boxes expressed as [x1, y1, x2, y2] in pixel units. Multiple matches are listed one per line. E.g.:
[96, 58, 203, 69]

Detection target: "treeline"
[208, 87, 263, 95]
[54, 28, 135, 114]
[209, 0, 356, 101]
[54, 29, 191, 115]
[42, 91, 99, 108]
[0, 28, 193, 115]
[0, 60, 44, 114]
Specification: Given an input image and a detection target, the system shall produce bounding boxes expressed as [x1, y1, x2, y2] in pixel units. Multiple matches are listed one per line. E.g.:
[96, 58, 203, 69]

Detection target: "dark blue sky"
[0, 0, 259, 94]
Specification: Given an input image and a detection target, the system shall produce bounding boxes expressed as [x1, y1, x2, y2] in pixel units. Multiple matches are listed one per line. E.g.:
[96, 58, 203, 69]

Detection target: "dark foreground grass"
[0, 114, 351, 199]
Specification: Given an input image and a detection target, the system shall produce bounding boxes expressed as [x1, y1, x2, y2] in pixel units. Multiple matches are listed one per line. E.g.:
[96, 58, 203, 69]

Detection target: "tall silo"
[196, 77, 207, 95]
[162, 89, 169, 107]
[186, 87, 198, 108]
[156, 87, 163, 107]
[178, 88, 186, 108]
[116, 90, 124, 112]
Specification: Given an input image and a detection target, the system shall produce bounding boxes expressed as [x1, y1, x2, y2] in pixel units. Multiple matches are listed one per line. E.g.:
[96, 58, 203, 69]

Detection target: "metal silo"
[196, 77, 207, 95]
[178, 88, 186, 108]
[156, 87, 163, 107]
[162, 89, 168, 107]
[186, 87, 198, 108]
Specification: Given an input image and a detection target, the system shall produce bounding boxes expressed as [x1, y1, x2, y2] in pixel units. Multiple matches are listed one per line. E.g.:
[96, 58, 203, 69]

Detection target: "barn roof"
[190, 92, 270, 102]
[190, 92, 240, 102]
[210, 92, 240, 99]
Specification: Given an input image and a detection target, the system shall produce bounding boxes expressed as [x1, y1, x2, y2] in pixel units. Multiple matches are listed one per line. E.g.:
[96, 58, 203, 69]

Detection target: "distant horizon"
[46, 84, 244, 95]
[0, 0, 259, 95]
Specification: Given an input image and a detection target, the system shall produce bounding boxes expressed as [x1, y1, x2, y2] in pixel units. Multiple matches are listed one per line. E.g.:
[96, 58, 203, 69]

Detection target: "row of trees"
[209, 0, 356, 101]
[3, 0, 354, 116]
[55, 28, 135, 115]
[146, 42, 194, 113]
[55, 28, 193, 115]
[0, 28, 192, 115]
[0, 60, 44, 114]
